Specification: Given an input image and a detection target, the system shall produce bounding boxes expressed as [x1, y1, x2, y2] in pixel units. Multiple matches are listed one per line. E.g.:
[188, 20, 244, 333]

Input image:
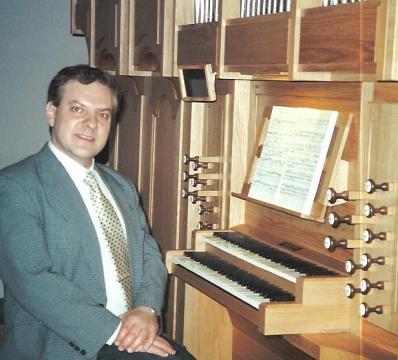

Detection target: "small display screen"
[182, 69, 209, 98]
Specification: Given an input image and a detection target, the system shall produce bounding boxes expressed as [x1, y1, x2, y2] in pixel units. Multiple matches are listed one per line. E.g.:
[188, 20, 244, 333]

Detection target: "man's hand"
[114, 306, 159, 353]
[143, 336, 176, 357]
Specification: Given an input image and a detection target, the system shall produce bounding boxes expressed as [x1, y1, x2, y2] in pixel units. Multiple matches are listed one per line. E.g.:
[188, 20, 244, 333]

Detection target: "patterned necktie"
[84, 170, 134, 309]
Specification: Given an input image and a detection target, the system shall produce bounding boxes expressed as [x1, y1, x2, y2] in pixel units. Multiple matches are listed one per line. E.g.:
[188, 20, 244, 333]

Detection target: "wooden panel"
[376, 0, 398, 80]
[374, 82, 398, 103]
[183, 80, 234, 239]
[229, 80, 252, 226]
[297, 1, 378, 76]
[173, 0, 196, 77]
[177, 23, 218, 67]
[361, 97, 398, 334]
[70, 0, 90, 36]
[183, 284, 233, 360]
[94, 0, 128, 73]
[232, 322, 313, 360]
[260, 303, 350, 335]
[71, 0, 94, 61]
[151, 96, 181, 249]
[286, 320, 398, 360]
[127, 0, 176, 76]
[224, 13, 290, 75]
[132, 0, 161, 72]
[94, 0, 117, 71]
[110, 76, 141, 185]
[149, 78, 186, 253]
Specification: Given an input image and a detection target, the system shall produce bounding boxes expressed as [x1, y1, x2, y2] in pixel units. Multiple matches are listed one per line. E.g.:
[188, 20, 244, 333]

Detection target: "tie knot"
[84, 171, 99, 190]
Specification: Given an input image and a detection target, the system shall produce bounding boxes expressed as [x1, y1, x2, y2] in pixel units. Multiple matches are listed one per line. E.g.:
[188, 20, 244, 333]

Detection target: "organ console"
[73, 0, 398, 357]
[166, 230, 351, 336]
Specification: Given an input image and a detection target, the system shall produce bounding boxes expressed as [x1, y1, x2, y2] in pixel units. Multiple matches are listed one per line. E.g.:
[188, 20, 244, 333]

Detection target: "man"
[0, 65, 194, 360]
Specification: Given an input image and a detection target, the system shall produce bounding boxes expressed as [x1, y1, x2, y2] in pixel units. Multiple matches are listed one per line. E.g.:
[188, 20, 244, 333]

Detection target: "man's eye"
[99, 112, 110, 120]
[71, 106, 82, 112]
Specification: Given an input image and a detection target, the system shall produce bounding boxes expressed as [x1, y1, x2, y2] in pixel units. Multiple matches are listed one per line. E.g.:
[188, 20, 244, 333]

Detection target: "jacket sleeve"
[0, 174, 120, 358]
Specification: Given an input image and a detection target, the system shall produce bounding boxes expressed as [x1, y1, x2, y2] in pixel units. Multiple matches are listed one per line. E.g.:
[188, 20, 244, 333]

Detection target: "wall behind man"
[0, 0, 88, 297]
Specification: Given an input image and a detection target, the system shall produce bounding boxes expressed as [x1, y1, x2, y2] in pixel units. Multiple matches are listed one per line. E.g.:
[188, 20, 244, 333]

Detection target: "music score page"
[248, 106, 337, 215]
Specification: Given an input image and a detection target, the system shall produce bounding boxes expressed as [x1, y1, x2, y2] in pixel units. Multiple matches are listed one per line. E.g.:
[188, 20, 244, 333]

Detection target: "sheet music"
[248, 106, 337, 215]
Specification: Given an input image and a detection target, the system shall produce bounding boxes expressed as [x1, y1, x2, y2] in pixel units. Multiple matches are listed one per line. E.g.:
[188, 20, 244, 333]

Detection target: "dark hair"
[47, 64, 119, 112]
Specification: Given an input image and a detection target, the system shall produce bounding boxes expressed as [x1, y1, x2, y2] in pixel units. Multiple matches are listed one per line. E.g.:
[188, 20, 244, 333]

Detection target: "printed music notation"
[248, 106, 337, 215]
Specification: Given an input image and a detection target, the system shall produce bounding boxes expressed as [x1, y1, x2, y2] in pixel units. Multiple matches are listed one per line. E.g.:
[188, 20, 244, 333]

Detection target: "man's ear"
[46, 102, 57, 128]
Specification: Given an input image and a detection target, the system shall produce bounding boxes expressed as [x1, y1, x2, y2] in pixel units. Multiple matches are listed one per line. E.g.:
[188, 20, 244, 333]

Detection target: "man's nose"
[83, 112, 97, 128]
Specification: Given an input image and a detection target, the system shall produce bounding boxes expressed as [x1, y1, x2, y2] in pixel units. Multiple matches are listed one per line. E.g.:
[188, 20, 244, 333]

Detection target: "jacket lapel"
[36, 146, 106, 292]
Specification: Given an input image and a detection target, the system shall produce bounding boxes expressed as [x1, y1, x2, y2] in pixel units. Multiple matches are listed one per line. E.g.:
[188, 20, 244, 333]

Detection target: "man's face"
[46, 80, 114, 168]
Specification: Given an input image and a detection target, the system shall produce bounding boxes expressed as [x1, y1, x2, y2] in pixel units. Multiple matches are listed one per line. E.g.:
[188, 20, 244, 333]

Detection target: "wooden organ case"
[71, 0, 398, 359]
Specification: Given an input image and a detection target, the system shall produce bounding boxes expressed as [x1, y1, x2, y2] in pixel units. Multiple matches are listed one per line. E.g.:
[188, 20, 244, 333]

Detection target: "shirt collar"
[47, 141, 94, 183]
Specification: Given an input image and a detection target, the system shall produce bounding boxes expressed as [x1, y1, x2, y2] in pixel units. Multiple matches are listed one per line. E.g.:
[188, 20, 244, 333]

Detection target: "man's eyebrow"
[66, 101, 111, 112]
[67, 100, 85, 107]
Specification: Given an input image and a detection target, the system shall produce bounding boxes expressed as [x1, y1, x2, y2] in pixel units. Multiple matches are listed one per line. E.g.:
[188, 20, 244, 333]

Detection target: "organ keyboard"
[166, 229, 352, 335]
[202, 232, 337, 282]
[172, 251, 295, 309]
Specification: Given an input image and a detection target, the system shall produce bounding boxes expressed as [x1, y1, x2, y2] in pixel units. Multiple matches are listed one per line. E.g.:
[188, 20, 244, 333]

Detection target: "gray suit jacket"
[0, 145, 167, 360]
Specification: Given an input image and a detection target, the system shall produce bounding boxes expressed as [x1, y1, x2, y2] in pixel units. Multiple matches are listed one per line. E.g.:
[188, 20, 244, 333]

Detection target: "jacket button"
[74, 345, 80, 351]
[80, 349, 87, 355]
[69, 342, 75, 347]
